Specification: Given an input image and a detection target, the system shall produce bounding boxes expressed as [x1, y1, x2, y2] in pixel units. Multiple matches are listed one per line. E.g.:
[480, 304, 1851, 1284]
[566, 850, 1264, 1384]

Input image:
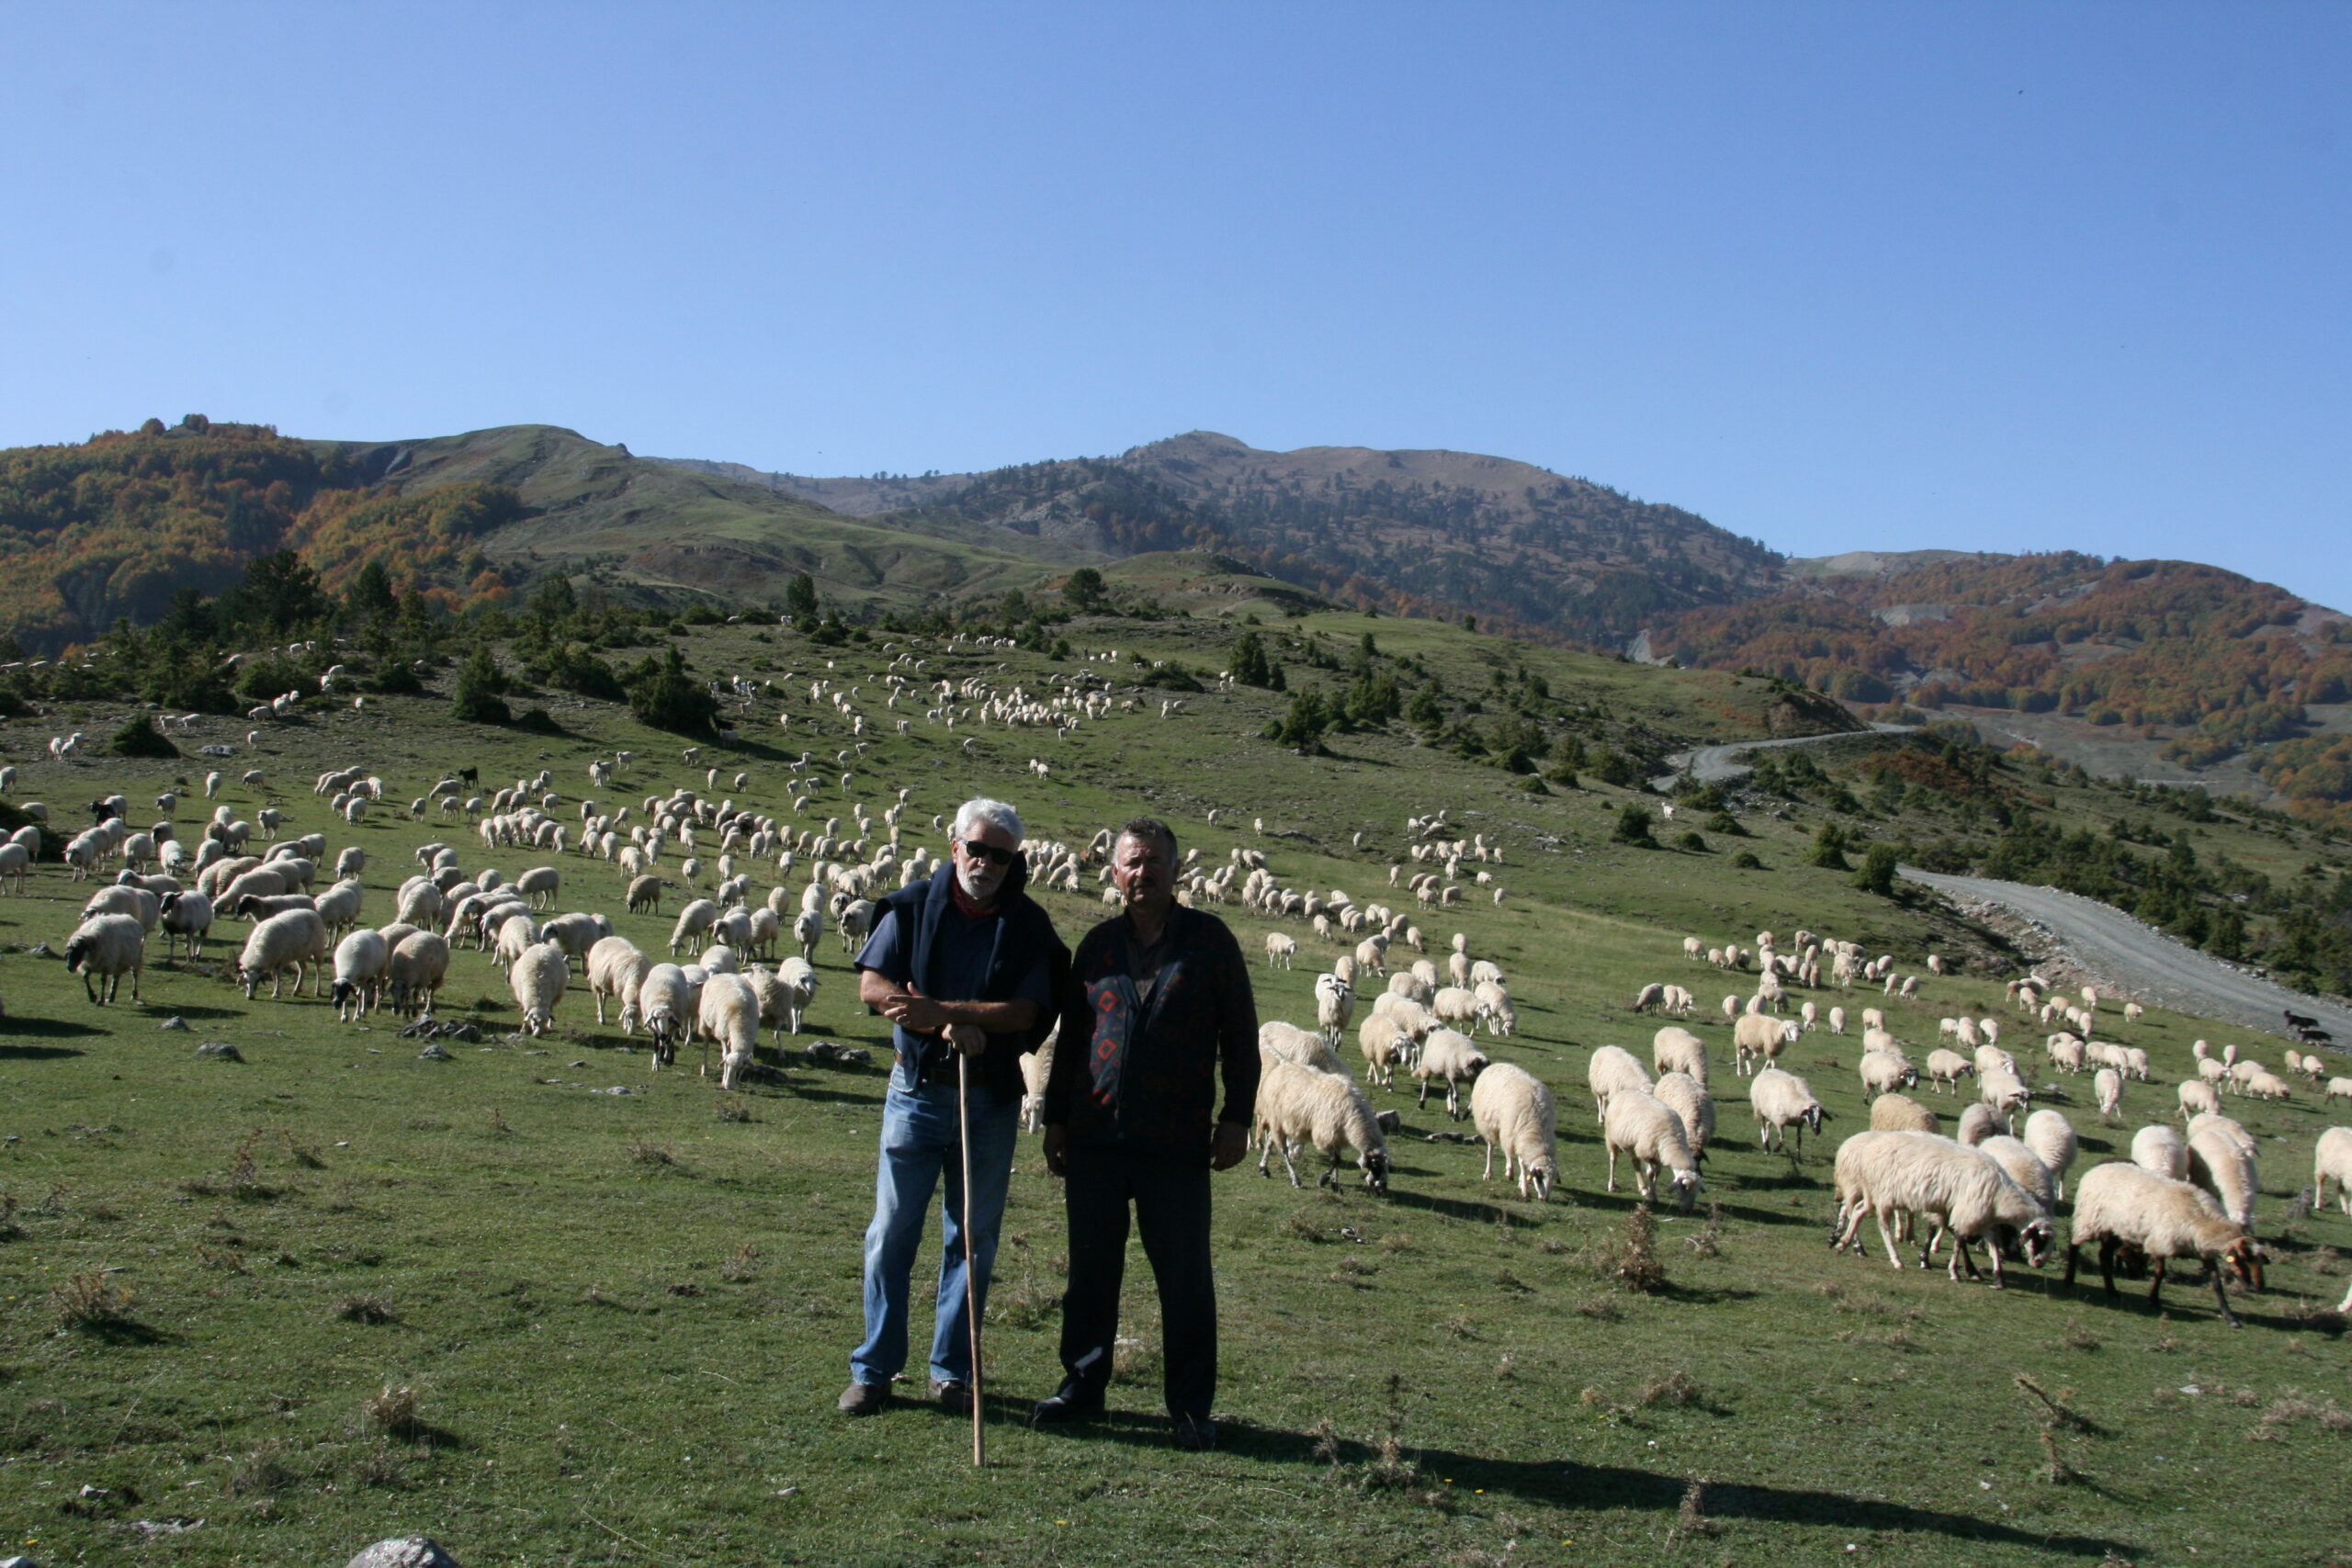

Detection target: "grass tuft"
[51, 1269, 134, 1332]
[363, 1383, 424, 1438]
[335, 1292, 396, 1325]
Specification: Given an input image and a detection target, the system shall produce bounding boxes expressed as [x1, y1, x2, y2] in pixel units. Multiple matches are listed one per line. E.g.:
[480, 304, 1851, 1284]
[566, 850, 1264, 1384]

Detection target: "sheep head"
[2015, 1218, 2055, 1269]
[2222, 1236, 2265, 1292]
[1668, 1168, 1702, 1213]
[1361, 1148, 1391, 1196]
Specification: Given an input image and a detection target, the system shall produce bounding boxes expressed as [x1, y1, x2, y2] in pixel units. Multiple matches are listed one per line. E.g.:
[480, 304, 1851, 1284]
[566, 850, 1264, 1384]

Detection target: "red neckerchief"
[949, 878, 998, 921]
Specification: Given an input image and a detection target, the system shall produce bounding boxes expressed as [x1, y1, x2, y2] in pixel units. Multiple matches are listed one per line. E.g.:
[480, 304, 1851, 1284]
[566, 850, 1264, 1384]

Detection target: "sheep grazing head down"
[2222, 1236, 2266, 1292]
[62, 932, 96, 974]
[1521, 1155, 1556, 1203]
[1667, 1167, 1702, 1213]
[2011, 1217, 2057, 1270]
[1361, 1147, 1391, 1196]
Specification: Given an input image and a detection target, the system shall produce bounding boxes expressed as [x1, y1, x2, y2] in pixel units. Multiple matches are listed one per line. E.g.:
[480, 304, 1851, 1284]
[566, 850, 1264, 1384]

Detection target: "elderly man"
[840, 796, 1065, 1416]
[1035, 816, 1258, 1450]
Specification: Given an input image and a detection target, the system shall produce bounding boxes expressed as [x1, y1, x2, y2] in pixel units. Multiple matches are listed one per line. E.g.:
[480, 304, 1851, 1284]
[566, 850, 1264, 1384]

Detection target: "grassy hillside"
[1, 609, 2346, 1565]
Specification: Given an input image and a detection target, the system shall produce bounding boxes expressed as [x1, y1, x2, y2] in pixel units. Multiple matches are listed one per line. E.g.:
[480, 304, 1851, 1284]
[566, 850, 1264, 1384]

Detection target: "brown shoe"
[932, 1380, 972, 1416]
[837, 1380, 891, 1416]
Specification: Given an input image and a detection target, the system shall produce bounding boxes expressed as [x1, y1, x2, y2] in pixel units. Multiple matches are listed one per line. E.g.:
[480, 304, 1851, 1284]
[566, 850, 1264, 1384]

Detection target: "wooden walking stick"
[958, 1045, 985, 1466]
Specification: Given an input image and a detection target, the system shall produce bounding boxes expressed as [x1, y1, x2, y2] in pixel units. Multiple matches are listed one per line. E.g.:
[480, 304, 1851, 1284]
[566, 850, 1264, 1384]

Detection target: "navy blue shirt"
[857, 903, 1054, 1067]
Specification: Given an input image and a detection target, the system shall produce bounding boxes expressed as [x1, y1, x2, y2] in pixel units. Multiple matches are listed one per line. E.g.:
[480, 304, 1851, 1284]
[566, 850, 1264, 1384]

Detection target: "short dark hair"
[1116, 816, 1178, 863]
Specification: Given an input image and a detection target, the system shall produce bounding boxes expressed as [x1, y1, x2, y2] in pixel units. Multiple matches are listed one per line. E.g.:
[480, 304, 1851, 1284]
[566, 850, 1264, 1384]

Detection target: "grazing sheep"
[1653, 1070, 1717, 1163]
[515, 864, 561, 909]
[1317, 973, 1357, 1045]
[2186, 1124, 2258, 1231]
[1264, 931, 1296, 969]
[2131, 1123, 2189, 1180]
[1430, 984, 1482, 1033]
[158, 888, 214, 960]
[772, 954, 819, 1037]
[64, 913, 145, 1004]
[1749, 1066, 1828, 1154]
[331, 930, 390, 1021]
[1954, 1102, 1999, 1146]
[2064, 1161, 2263, 1326]
[1261, 1019, 1350, 1077]
[1831, 1131, 2054, 1285]
[1732, 1012, 1800, 1076]
[237, 908, 331, 999]
[1651, 1025, 1710, 1086]
[1356, 1013, 1411, 1088]
[385, 931, 451, 1017]
[1977, 1134, 2057, 1218]
[2094, 1066, 2123, 1122]
[1019, 1026, 1057, 1133]
[312, 877, 366, 939]
[1924, 1048, 1974, 1095]
[670, 897, 720, 955]
[2329, 1077, 2352, 1105]
[1472, 1061, 1559, 1200]
[510, 940, 570, 1036]
[587, 936, 652, 1031]
[1585, 1043, 1654, 1122]
[1602, 1089, 1703, 1211]
[1870, 1093, 1941, 1134]
[638, 963, 693, 1069]
[1254, 1056, 1390, 1193]
[698, 971, 761, 1088]
[1980, 1067, 2033, 1134]
[1860, 1050, 1917, 1100]
[2023, 1109, 2079, 1201]
[2314, 1126, 2352, 1217]
[2177, 1078, 2222, 1121]
[541, 910, 610, 970]
[82, 884, 161, 932]
[1414, 1028, 1489, 1121]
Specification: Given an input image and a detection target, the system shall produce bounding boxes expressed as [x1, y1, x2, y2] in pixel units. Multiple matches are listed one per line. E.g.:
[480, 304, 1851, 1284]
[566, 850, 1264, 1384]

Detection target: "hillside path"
[1653, 722, 1915, 791]
[1899, 867, 2352, 1047]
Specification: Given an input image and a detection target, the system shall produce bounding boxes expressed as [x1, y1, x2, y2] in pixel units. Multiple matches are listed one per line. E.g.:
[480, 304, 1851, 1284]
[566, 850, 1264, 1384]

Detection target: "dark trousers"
[1057, 1141, 1216, 1421]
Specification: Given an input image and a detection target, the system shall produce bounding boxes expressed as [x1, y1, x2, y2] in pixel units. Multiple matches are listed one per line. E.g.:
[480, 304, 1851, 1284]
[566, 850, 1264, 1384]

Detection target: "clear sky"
[4, 4, 2346, 608]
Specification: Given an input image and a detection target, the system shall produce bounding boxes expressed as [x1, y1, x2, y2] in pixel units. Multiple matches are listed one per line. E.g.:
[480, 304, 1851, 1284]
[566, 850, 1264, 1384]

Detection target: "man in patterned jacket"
[1034, 815, 1259, 1450]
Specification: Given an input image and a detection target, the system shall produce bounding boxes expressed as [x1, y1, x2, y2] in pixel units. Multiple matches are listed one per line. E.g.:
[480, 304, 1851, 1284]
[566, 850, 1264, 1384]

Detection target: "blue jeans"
[850, 1064, 1021, 1388]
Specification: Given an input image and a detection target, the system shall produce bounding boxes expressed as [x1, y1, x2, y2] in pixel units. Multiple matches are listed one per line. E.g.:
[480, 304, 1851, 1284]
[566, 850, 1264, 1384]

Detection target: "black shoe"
[1029, 1382, 1105, 1427]
[932, 1380, 972, 1416]
[1173, 1414, 1218, 1451]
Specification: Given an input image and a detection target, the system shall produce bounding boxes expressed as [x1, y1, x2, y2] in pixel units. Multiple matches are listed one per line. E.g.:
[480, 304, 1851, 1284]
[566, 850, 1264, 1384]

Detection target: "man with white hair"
[839, 797, 1066, 1417]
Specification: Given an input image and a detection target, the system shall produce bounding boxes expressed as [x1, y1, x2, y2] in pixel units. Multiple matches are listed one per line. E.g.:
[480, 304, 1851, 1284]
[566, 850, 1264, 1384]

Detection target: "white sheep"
[1831, 1131, 2054, 1285]
[64, 913, 146, 1004]
[386, 931, 450, 1016]
[511, 940, 570, 1036]
[1316, 973, 1356, 1046]
[670, 897, 720, 955]
[1471, 1061, 1558, 1200]
[1976, 1134, 2056, 1218]
[313, 877, 366, 939]
[1261, 1020, 1349, 1077]
[1602, 1089, 1703, 1210]
[2186, 1123, 2257, 1231]
[1653, 1069, 1716, 1162]
[515, 864, 561, 909]
[331, 930, 390, 1021]
[2093, 1066, 2123, 1122]
[2064, 1160, 2263, 1325]
[2131, 1123, 2188, 1180]
[772, 955, 819, 1037]
[638, 963, 693, 1068]
[1414, 1027, 1488, 1121]
[1924, 1048, 1973, 1094]
[159, 888, 213, 960]
[1264, 932, 1296, 969]
[1651, 1025, 1709, 1086]
[1585, 1043, 1654, 1123]
[1254, 1055, 1390, 1192]
[2022, 1109, 2079, 1201]
[587, 937, 652, 1031]
[1870, 1093, 1940, 1134]
[1732, 1012, 1800, 1076]
[1860, 1051, 1917, 1100]
[699, 971, 761, 1088]
[1980, 1066, 2033, 1133]
[1356, 1014, 1411, 1088]
[2314, 1126, 2352, 1217]
[2177, 1078, 2222, 1121]
[1749, 1066, 1828, 1154]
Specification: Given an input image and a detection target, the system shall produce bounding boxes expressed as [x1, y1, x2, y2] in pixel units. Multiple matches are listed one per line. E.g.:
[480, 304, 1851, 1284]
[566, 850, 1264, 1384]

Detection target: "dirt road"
[1652, 723, 1914, 791]
[1899, 866, 2352, 1047]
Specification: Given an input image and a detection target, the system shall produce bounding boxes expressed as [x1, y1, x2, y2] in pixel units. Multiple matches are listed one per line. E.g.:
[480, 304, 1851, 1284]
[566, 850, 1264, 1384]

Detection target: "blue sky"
[5, 4, 2346, 607]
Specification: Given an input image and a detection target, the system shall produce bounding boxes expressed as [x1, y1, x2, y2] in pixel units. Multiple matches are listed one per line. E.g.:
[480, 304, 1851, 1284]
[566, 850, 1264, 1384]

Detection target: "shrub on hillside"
[450, 646, 510, 725]
[1854, 842, 1900, 897]
[109, 717, 179, 759]
[625, 647, 718, 735]
[1612, 805, 1655, 846]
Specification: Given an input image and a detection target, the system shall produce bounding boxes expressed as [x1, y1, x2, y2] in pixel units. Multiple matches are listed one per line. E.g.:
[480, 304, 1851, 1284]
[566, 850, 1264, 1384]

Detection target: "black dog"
[457, 766, 480, 786]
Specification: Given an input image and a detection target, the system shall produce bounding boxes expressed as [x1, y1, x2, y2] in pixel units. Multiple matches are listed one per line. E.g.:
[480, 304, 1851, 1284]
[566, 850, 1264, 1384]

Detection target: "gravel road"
[1899, 866, 2352, 1047]
[1652, 723, 1916, 791]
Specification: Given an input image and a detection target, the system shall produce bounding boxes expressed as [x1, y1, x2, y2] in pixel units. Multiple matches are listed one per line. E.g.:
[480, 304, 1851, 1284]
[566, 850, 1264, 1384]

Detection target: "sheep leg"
[1279, 1137, 1303, 1189]
[2210, 1269, 2240, 1329]
[1418, 1078, 1430, 1110]
[1482, 1140, 1496, 1181]
[2098, 1235, 2120, 1299]
[1874, 1203, 1904, 1268]
[1605, 1144, 1619, 1193]
[1255, 1125, 1273, 1178]
[2147, 1257, 2167, 1311]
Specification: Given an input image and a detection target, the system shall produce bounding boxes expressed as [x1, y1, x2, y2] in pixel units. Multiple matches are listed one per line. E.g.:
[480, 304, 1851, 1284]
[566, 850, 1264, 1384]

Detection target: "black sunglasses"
[957, 838, 1017, 867]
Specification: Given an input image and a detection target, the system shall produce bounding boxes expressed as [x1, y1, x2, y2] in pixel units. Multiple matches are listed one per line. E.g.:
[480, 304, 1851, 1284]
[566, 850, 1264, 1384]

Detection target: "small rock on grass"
[195, 1042, 243, 1062]
[417, 1043, 455, 1061]
[157, 1015, 188, 1031]
[347, 1540, 461, 1568]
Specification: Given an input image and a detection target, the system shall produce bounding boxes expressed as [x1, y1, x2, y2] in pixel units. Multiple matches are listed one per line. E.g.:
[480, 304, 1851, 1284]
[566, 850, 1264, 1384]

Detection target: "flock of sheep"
[15, 686, 2352, 1337]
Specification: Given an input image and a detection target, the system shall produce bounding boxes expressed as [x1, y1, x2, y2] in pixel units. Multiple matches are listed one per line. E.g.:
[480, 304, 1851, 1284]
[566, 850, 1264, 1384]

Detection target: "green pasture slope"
[1, 614, 2347, 1568]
